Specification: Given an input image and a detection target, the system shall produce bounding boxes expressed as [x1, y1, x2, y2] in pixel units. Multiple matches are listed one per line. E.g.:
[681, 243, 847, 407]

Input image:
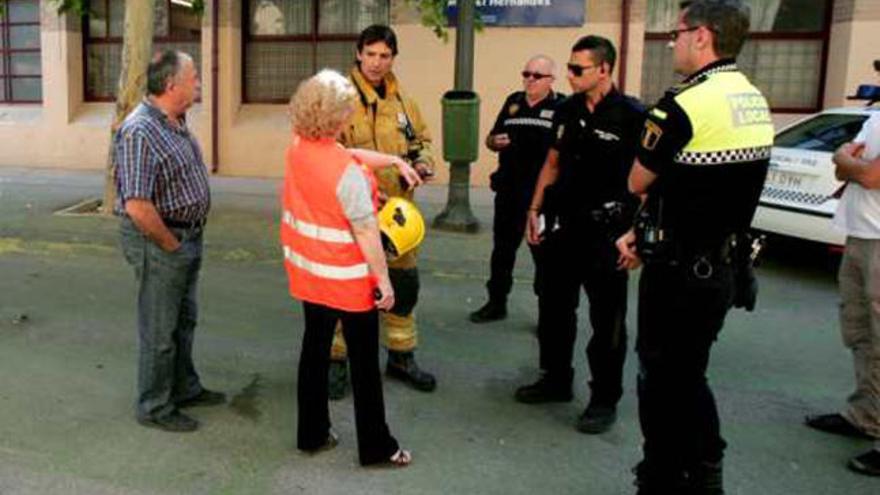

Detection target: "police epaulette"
[665, 73, 709, 96]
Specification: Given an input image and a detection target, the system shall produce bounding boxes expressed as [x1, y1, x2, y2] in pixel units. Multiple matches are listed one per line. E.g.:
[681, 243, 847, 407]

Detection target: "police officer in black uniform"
[514, 35, 645, 435]
[470, 55, 565, 323]
[616, 1, 773, 492]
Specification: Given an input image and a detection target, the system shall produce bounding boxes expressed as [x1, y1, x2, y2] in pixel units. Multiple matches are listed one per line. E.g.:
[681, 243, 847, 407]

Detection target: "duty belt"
[163, 217, 207, 230]
[646, 234, 738, 280]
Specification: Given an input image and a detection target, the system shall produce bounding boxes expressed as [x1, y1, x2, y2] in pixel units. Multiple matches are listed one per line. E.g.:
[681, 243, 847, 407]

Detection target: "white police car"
[752, 104, 880, 247]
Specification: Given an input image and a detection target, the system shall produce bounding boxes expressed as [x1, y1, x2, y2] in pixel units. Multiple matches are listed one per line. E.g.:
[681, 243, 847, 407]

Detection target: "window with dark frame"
[243, 0, 389, 103]
[0, 0, 42, 104]
[83, 0, 201, 101]
[641, 0, 833, 113]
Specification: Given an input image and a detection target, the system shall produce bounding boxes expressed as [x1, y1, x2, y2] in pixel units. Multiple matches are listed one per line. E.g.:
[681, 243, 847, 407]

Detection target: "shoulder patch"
[508, 103, 520, 116]
[642, 120, 663, 151]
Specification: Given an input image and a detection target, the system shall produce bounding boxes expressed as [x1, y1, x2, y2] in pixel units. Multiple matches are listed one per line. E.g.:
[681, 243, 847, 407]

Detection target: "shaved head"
[527, 55, 556, 76]
[522, 54, 556, 102]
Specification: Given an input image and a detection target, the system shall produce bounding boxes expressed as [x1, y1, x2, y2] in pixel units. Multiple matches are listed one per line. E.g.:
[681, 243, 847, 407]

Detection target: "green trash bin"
[441, 90, 480, 163]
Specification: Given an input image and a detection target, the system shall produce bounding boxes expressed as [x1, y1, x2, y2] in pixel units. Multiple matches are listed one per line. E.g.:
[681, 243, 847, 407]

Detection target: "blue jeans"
[120, 218, 205, 420]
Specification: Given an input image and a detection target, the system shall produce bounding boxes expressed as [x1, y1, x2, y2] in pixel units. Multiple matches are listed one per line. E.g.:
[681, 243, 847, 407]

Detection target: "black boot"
[386, 351, 437, 392]
[514, 373, 573, 404]
[328, 359, 348, 401]
[469, 299, 507, 323]
[633, 461, 688, 495]
[686, 461, 724, 494]
[576, 402, 617, 434]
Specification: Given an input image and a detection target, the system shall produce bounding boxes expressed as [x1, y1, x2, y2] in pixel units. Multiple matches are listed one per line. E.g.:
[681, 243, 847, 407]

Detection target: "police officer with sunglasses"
[470, 55, 565, 324]
[515, 36, 645, 435]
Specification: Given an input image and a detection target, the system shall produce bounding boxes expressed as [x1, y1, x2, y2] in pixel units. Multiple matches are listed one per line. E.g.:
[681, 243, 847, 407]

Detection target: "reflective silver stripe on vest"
[283, 246, 369, 280]
[283, 210, 355, 244]
[502, 117, 553, 129]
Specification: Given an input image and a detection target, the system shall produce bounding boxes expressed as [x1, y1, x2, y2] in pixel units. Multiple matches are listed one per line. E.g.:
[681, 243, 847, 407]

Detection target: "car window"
[774, 114, 869, 152]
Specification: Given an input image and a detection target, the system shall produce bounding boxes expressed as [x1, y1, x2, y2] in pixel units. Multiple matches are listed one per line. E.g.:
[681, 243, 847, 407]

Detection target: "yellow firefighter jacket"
[340, 67, 435, 269]
[341, 66, 435, 199]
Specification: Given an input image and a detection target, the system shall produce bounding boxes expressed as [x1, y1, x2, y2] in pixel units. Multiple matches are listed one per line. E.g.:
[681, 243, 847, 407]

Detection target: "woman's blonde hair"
[289, 69, 357, 140]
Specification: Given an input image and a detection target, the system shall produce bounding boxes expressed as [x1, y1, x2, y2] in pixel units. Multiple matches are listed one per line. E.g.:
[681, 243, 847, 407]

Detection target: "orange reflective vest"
[281, 136, 379, 312]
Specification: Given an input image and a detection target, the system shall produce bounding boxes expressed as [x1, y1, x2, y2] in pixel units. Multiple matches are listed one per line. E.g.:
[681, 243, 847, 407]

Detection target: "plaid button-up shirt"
[113, 99, 210, 222]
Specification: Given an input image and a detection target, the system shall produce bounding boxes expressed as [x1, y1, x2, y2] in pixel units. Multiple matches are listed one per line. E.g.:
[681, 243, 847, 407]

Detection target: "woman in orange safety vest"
[283, 69, 421, 467]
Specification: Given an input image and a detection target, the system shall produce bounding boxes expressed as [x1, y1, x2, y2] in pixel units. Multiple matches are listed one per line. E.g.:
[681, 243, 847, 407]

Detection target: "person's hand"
[839, 142, 865, 159]
[377, 190, 389, 209]
[526, 209, 543, 245]
[413, 162, 434, 182]
[487, 133, 511, 152]
[161, 238, 182, 253]
[616, 229, 641, 270]
[375, 278, 395, 311]
[394, 158, 423, 190]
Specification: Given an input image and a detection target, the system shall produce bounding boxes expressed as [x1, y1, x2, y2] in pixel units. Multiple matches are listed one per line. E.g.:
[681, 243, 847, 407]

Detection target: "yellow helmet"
[378, 197, 425, 261]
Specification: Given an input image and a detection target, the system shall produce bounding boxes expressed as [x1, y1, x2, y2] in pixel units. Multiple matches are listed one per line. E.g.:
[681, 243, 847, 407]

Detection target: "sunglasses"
[566, 63, 598, 77]
[668, 25, 716, 41]
[521, 71, 552, 80]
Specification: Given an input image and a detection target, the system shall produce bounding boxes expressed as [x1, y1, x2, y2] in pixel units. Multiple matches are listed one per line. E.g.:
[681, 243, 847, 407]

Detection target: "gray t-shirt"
[336, 164, 375, 224]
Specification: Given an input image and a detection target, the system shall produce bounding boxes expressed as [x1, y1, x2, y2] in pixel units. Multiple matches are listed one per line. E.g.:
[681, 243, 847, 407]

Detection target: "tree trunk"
[100, 0, 155, 214]
[432, 0, 479, 233]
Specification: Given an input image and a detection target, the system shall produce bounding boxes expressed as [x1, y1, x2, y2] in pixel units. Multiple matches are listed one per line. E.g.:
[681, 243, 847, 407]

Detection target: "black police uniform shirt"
[550, 88, 645, 221]
[636, 59, 773, 246]
[489, 91, 566, 199]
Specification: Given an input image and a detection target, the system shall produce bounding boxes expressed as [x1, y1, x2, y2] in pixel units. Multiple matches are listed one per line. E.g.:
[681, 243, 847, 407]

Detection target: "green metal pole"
[433, 0, 479, 233]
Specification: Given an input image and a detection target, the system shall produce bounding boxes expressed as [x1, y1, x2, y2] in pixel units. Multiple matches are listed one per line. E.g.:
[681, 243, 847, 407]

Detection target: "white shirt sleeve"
[855, 114, 880, 160]
[854, 114, 879, 144]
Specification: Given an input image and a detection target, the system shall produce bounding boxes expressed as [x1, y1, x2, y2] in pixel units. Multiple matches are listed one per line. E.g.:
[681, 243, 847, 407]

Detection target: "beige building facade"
[1, 0, 878, 185]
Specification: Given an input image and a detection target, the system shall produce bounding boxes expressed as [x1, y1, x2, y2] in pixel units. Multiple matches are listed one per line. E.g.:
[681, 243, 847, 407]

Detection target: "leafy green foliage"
[48, 0, 89, 17]
[407, 0, 450, 41]
[406, 0, 482, 42]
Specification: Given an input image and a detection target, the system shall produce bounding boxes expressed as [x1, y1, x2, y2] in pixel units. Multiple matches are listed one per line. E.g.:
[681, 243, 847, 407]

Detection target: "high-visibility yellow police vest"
[649, 63, 775, 242]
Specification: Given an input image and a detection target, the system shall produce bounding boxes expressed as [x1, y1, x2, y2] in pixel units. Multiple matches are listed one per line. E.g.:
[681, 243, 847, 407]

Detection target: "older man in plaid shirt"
[115, 50, 224, 433]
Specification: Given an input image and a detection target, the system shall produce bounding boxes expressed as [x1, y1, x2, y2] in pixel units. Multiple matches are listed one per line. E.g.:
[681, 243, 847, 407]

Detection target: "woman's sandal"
[363, 448, 412, 468]
[388, 449, 412, 467]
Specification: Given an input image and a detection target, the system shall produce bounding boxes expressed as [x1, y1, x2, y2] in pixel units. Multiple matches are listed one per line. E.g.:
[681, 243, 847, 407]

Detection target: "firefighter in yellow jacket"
[328, 24, 437, 399]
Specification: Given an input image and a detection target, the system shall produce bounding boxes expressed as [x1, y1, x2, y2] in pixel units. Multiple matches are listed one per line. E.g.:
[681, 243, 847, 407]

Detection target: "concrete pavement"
[0, 166, 876, 494]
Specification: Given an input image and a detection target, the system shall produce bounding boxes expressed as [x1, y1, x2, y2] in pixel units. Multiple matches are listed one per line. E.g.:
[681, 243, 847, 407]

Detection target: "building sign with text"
[446, 0, 585, 27]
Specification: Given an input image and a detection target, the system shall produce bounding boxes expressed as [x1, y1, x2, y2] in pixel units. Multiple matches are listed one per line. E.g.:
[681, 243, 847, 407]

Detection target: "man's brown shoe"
[848, 449, 880, 477]
[177, 389, 226, 408]
[137, 411, 199, 432]
[805, 413, 872, 440]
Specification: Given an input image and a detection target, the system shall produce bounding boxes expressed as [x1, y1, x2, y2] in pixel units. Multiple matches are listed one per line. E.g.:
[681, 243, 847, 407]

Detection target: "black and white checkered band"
[760, 186, 829, 206]
[685, 63, 739, 83]
[702, 63, 738, 77]
[675, 146, 771, 166]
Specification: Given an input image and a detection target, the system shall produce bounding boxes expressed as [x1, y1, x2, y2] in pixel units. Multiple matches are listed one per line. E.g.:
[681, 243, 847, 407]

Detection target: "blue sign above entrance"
[446, 0, 585, 27]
